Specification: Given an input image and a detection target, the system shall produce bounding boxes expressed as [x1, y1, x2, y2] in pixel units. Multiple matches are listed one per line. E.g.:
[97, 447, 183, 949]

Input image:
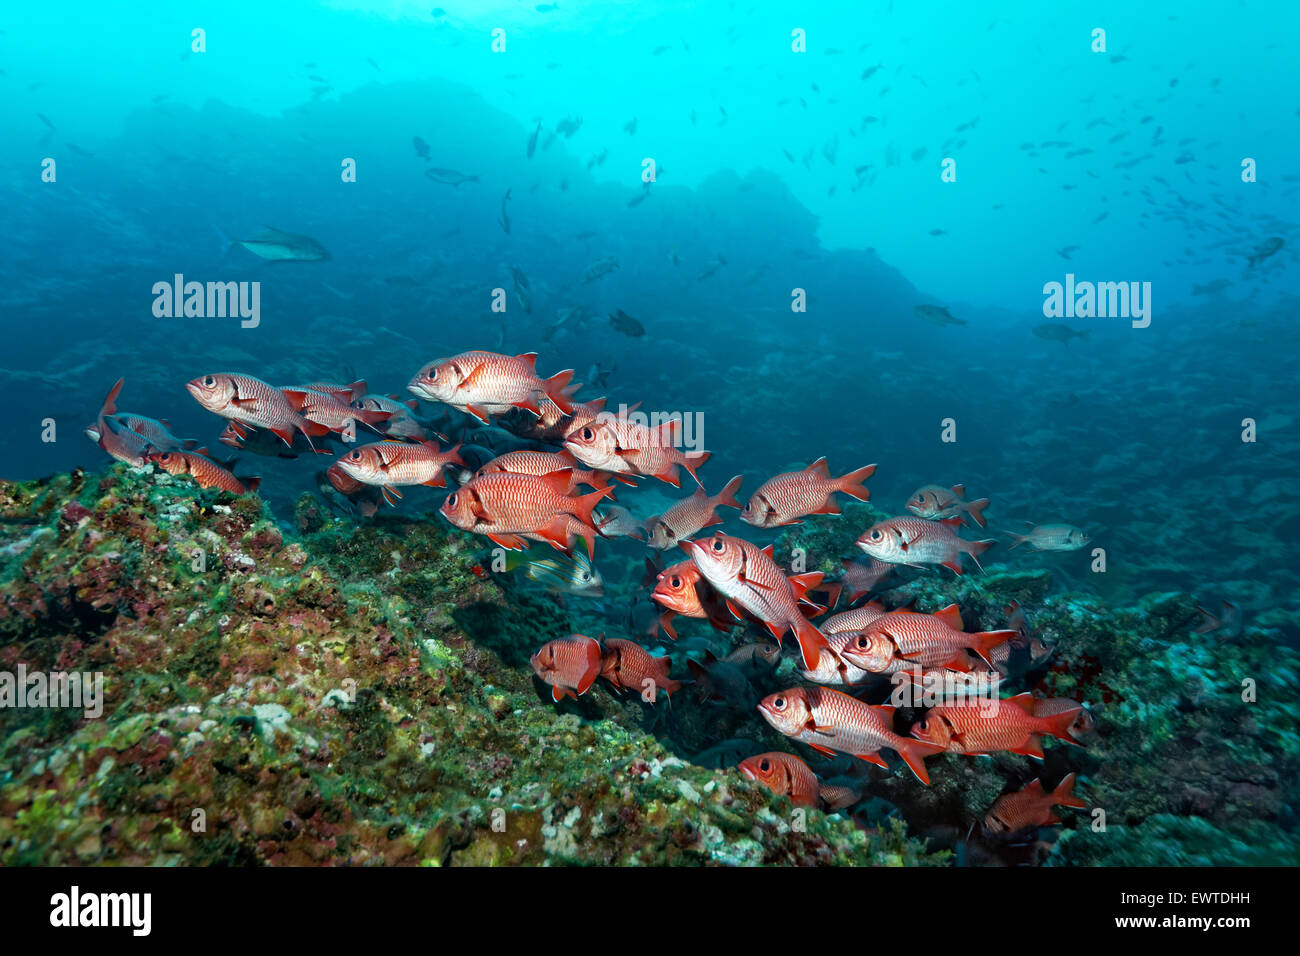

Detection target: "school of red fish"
[87, 349, 1091, 842]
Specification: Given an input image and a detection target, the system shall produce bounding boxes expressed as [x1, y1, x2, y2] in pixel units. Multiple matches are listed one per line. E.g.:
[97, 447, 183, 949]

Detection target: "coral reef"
[0, 467, 941, 866]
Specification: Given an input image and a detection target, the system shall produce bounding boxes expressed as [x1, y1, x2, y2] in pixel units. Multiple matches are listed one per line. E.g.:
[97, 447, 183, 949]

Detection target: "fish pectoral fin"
[808, 743, 838, 757]
[486, 533, 528, 551]
[856, 752, 890, 768]
[464, 404, 491, 424]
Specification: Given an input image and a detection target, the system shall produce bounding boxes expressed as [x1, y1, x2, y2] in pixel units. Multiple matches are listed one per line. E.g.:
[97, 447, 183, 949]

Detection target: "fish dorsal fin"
[935, 604, 964, 631]
[941, 516, 964, 529]
[951, 484, 966, 497]
[586, 397, 607, 414]
[540, 469, 573, 496]
[807, 456, 829, 478]
[1005, 693, 1037, 714]
[101, 377, 125, 418]
[516, 352, 539, 371]
[760, 544, 774, 558]
[654, 417, 681, 442]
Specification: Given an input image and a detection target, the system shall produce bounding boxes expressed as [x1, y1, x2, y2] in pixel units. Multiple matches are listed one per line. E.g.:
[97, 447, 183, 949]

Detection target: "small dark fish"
[915, 304, 965, 326]
[37, 113, 56, 130]
[499, 188, 512, 234]
[609, 309, 645, 337]
[1248, 237, 1283, 268]
[623, 117, 638, 135]
[1033, 323, 1089, 344]
[412, 136, 430, 160]
[425, 167, 479, 186]
[526, 122, 540, 158]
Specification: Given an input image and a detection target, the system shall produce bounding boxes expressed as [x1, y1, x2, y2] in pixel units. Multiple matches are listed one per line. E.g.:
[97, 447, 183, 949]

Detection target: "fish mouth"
[739, 765, 757, 782]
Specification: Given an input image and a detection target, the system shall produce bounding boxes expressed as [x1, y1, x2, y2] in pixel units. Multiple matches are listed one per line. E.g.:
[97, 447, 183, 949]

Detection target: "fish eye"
[759, 759, 770, 771]
[711, 538, 725, 552]
[448, 493, 458, 507]
[203, 376, 215, 387]
[855, 636, 868, 648]
[348, 450, 362, 460]
[580, 571, 589, 581]
[773, 697, 786, 709]
[670, 576, 681, 588]
[870, 530, 883, 541]
[427, 368, 438, 380]
[581, 427, 594, 441]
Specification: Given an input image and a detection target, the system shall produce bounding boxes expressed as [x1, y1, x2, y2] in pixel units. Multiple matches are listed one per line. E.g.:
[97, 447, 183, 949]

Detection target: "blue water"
[4, 1, 1297, 608]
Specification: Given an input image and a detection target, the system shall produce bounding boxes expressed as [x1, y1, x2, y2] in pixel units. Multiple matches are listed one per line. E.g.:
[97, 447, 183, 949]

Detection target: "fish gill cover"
[0, 0, 1298, 887]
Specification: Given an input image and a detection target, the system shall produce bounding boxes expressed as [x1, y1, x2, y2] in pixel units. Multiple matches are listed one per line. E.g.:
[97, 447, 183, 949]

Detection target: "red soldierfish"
[598, 638, 680, 699]
[146, 450, 260, 495]
[408, 350, 575, 424]
[680, 531, 830, 669]
[741, 457, 875, 527]
[646, 475, 743, 549]
[531, 635, 603, 702]
[909, 693, 1083, 758]
[838, 605, 1017, 674]
[564, 413, 710, 488]
[839, 556, 894, 604]
[906, 483, 990, 528]
[738, 752, 822, 808]
[187, 373, 331, 448]
[284, 385, 392, 434]
[857, 515, 996, 574]
[797, 603, 891, 684]
[476, 449, 608, 492]
[983, 773, 1087, 836]
[335, 441, 465, 505]
[439, 469, 612, 555]
[757, 685, 945, 784]
[649, 559, 734, 639]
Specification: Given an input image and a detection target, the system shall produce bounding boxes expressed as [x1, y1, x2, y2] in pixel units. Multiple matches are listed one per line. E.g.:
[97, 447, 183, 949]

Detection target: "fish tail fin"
[1052, 772, 1088, 809]
[966, 538, 996, 572]
[712, 474, 744, 511]
[214, 225, 233, 259]
[543, 370, 576, 415]
[567, 484, 616, 527]
[243, 477, 262, 495]
[791, 617, 830, 672]
[444, 442, 465, 468]
[965, 497, 990, 528]
[835, 463, 876, 501]
[894, 738, 944, 786]
[969, 629, 1018, 668]
[1044, 706, 1085, 744]
[681, 451, 710, 487]
[1003, 532, 1029, 550]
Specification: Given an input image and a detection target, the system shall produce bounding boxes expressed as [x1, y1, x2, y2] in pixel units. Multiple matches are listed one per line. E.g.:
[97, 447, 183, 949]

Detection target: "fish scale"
[478, 450, 603, 491]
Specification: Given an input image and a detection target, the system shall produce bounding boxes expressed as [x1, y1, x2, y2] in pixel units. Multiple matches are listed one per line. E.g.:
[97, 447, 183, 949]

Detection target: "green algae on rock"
[0, 466, 943, 866]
